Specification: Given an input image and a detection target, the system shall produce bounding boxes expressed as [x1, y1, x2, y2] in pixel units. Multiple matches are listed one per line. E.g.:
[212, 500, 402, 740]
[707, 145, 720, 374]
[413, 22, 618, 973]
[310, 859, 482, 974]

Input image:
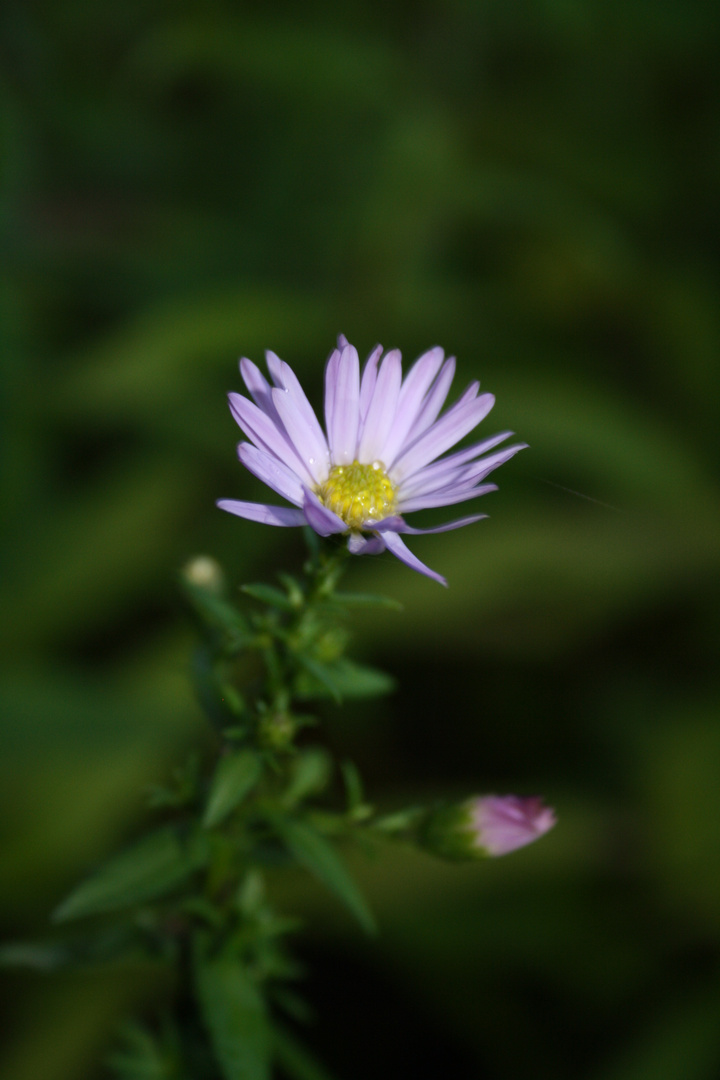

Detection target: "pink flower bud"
[421, 794, 556, 860]
[469, 795, 556, 856]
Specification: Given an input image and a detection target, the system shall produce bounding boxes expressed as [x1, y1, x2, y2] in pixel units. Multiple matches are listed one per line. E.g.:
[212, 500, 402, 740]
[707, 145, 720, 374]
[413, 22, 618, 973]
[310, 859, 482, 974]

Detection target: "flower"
[217, 335, 526, 585]
[468, 795, 557, 856]
[421, 795, 557, 860]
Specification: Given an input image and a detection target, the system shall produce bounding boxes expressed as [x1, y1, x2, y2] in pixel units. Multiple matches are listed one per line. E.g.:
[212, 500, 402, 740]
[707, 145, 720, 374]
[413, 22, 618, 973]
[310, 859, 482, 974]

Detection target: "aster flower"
[218, 335, 526, 586]
[421, 795, 556, 859]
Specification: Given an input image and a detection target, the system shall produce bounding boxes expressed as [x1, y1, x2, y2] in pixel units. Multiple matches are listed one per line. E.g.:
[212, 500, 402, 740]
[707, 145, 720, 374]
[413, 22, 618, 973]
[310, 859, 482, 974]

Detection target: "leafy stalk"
[39, 535, 395, 1079]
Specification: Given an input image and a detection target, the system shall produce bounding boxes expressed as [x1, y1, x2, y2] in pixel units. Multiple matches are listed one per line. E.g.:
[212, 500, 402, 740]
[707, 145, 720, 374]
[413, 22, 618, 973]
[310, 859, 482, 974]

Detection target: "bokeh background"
[2, 1, 720, 1077]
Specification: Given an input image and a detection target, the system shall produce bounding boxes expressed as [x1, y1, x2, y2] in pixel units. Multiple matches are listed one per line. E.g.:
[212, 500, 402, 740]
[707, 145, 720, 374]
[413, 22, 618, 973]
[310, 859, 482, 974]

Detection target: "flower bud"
[257, 709, 296, 752]
[182, 555, 224, 592]
[422, 795, 556, 860]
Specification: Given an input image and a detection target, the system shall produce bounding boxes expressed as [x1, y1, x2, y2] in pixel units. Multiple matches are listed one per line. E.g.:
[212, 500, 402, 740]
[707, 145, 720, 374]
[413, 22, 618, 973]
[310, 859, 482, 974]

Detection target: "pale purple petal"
[435, 430, 517, 470]
[381, 347, 445, 468]
[323, 347, 341, 440]
[216, 499, 306, 527]
[359, 345, 383, 423]
[405, 356, 456, 442]
[398, 463, 478, 501]
[397, 484, 497, 513]
[380, 530, 447, 587]
[391, 391, 495, 483]
[272, 387, 329, 485]
[237, 442, 304, 506]
[460, 443, 528, 482]
[396, 514, 486, 535]
[239, 357, 277, 419]
[272, 359, 329, 461]
[264, 350, 285, 387]
[398, 460, 482, 501]
[399, 444, 526, 501]
[302, 488, 347, 536]
[228, 393, 315, 487]
[327, 344, 360, 465]
[396, 432, 515, 497]
[337, 333, 349, 348]
[362, 514, 404, 532]
[470, 796, 556, 856]
[348, 533, 386, 555]
[369, 513, 485, 534]
[357, 349, 402, 462]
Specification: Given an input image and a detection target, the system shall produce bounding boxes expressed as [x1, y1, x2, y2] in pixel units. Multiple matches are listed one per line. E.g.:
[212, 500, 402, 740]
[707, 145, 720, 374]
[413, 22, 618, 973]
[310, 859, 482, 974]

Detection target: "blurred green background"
[2, 1, 720, 1077]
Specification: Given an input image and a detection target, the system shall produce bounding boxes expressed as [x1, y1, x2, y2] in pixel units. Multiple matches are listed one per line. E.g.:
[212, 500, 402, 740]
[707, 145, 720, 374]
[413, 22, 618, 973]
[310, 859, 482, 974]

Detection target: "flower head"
[218, 335, 526, 585]
[422, 795, 556, 860]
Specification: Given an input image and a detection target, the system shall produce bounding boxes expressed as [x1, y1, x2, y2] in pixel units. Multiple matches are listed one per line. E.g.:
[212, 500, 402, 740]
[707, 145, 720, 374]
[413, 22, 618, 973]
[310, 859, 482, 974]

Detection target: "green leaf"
[192, 645, 250, 733]
[294, 654, 342, 703]
[204, 750, 263, 828]
[331, 592, 403, 612]
[0, 940, 75, 972]
[53, 827, 208, 922]
[295, 658, 395, 702]
[194, 950, 271, 1080]
[277, 573, 305, 607]
[273, 1026, 339, 1080]
[341, 761, 365, 814]
[329, 659, 396, 698]
[282, 749, 332, 807]
[185, 584, 254, 642]
[0, 925, 142, 971]
[274, 817, 375, 934]
[106, 1020, 177, 1080]
[241, 584, 295, 611]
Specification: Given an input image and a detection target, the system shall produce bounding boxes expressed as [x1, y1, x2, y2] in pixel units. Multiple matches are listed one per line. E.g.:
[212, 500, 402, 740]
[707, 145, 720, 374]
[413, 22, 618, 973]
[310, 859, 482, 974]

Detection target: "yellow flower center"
[318, 460, 397, 530]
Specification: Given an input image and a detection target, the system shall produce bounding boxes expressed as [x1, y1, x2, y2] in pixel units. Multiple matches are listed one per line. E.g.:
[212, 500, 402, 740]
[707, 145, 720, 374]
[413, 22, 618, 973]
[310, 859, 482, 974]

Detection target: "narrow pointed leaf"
[282, 749, 332, 807]
[184, 582, 253, 639]
[295, 658, 395, 701]
[204, 749, 263, 828]
[106, 1021, 172, 1080]
[241, 583, 295, 611]
[330, 659, 395, 698]
[195, 952, 271, 1080]
[341, 761, 365, 813]
[0, 941, 75, 972]
[294, 654, 342, 703]
[0, 925, 141, 971]
[53, 827, 207, 922]
[275, 818, 375, 934]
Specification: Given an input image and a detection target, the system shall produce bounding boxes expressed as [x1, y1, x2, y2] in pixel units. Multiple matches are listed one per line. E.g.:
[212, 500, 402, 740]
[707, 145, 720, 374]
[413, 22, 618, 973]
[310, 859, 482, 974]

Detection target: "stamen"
[318, 460, 396, 530]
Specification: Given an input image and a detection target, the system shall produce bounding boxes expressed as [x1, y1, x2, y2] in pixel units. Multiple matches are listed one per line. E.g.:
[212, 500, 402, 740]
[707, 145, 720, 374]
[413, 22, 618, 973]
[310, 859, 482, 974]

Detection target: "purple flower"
[469, 795, 557, 856]
[217, 335, 526, 585]
[421, 795, 556, 860]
